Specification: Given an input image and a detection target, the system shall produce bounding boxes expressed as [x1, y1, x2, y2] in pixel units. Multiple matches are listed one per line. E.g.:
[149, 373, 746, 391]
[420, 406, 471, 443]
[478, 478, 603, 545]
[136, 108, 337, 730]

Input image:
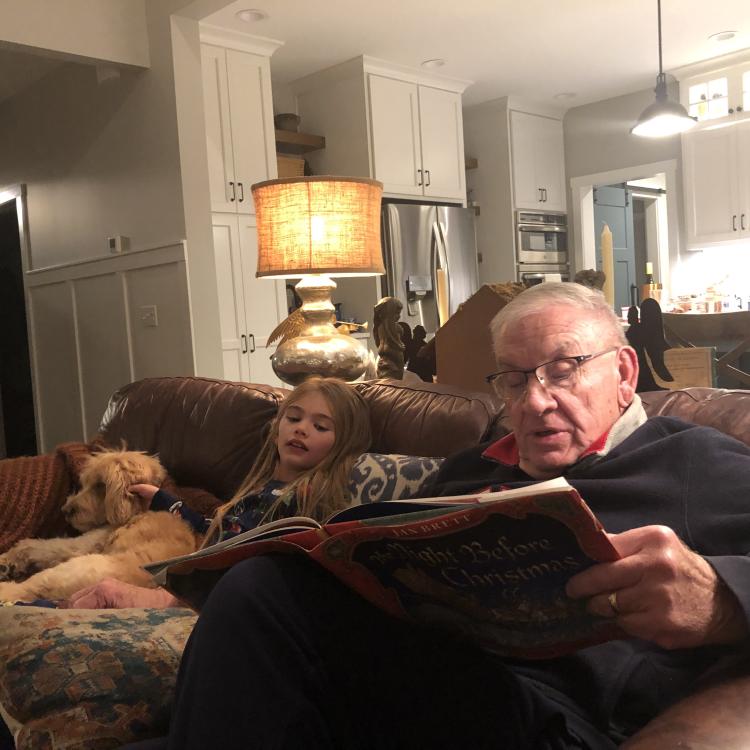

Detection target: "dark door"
[594, 185, 636, 311]
[0, 200, 37, 457]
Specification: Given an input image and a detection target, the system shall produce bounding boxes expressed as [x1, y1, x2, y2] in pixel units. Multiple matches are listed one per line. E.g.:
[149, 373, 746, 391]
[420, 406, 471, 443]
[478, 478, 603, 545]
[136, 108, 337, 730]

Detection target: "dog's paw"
[0, 556, 14, 582]
[0, 540, 47, 580]
[0, 581, 23, 604]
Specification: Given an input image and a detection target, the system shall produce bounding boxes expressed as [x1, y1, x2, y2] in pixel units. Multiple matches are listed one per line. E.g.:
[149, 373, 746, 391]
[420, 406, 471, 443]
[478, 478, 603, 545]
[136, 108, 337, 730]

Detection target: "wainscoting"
[25, 243, 194, 452]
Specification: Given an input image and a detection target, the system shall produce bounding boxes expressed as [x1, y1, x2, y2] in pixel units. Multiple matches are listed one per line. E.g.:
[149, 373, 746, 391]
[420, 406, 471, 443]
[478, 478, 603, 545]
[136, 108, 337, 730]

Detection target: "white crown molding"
[199, 24, 283, 56]
[671, 48, 750, 81]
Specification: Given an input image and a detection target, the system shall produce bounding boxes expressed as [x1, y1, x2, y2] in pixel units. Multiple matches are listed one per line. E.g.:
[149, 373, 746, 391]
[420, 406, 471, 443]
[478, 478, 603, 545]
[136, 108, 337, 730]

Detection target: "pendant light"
[631, 0, 697, 137]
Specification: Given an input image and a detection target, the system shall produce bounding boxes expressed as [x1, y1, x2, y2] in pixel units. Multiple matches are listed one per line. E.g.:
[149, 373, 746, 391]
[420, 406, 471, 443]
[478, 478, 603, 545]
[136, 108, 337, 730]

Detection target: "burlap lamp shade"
[251, 176, 384, 385]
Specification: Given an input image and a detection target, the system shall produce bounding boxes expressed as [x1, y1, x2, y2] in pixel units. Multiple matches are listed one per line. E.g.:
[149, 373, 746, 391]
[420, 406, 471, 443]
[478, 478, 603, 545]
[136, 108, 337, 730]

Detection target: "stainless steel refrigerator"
[380, 203, 479, 337]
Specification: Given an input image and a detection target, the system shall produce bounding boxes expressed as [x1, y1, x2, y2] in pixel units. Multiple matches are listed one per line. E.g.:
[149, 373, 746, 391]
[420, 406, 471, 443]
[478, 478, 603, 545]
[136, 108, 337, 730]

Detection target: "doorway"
[570, 160, 678, 304]
[0, 188, 37, 457]
[593, 184, 636, 311]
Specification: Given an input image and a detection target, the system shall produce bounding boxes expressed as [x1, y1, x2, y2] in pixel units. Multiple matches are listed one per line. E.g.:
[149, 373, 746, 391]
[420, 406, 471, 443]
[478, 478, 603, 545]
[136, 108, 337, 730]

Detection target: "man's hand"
[566, 525, 748, 649]
[63, 578, 181, 609]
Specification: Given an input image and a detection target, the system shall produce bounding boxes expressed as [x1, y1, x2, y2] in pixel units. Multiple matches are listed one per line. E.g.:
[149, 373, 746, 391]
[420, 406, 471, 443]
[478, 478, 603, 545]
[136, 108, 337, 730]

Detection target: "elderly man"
[130, 282, 750, 750]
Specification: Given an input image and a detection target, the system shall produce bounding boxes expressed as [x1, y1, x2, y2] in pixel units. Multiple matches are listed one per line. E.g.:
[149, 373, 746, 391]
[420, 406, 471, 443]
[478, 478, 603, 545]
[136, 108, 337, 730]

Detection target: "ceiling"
[203, 0, 750, 108]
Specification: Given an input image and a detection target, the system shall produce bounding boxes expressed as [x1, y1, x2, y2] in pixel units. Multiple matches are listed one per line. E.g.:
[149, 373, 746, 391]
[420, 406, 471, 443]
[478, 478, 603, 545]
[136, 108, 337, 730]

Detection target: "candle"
[600, 223, 615, 307]
[436, 268, 450, 326]
[645, 261, 654, 277]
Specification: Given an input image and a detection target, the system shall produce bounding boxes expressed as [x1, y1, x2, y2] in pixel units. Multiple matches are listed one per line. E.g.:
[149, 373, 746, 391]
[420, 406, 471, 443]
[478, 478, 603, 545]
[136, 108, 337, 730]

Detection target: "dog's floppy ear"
[103, 457, 141, 526]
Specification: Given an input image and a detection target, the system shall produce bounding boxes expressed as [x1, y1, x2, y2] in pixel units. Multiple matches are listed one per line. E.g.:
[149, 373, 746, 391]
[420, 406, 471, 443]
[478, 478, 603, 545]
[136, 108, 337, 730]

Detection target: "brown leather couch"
[93, 376, 750, 748]
[0, 375, 739, 747]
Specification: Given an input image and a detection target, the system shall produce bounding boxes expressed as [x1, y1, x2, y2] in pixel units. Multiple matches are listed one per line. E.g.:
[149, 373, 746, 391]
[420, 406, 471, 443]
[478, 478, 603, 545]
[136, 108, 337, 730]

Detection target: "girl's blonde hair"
[202, 377, 371, 546]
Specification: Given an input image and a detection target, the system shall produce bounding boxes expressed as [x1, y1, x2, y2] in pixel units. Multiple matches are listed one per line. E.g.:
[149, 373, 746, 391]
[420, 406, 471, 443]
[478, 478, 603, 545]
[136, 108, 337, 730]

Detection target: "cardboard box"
[276, 154, 305, 178]
[435, 284, 520, 395]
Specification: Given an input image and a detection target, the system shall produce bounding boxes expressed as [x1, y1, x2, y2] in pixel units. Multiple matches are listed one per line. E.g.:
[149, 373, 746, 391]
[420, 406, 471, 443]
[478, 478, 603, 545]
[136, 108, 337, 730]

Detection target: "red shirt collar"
[482, 428, 611, 467]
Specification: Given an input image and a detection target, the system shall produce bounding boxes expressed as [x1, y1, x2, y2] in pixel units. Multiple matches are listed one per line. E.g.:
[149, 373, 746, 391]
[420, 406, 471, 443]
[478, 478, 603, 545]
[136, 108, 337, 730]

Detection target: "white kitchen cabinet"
[510, 110, 566, 212]
[293, 56, 470, 204]
[367, 75, 465, 200]
[682, 118, 750, 246]
[201, 42, 276, 215]
[200, 32, 284, 385]
[211, 213, 287, 383]
[675, 52, 750, 124]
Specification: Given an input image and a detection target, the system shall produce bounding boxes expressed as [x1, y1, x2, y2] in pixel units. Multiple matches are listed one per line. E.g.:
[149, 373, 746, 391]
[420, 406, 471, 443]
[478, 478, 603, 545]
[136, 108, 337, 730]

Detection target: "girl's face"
[274, 391, 337, 482]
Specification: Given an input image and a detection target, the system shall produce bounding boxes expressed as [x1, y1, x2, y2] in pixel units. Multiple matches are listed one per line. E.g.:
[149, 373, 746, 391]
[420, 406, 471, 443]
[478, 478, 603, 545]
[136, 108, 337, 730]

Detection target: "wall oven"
[518, 264, 571, 286]
[516, 211, 568, 263]
[516, 211, 568, 284]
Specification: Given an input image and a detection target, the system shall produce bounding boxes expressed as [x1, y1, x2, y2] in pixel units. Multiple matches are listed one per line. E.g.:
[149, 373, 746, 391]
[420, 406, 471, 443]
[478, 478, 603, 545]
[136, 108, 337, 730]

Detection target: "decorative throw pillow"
[348, 453, 445, 506]
[0, 605, 197, 749]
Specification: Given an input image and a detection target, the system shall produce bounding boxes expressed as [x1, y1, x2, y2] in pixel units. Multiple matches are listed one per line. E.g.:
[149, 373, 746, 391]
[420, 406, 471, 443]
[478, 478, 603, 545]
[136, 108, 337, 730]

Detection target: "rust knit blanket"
[0, 442, 92, 554]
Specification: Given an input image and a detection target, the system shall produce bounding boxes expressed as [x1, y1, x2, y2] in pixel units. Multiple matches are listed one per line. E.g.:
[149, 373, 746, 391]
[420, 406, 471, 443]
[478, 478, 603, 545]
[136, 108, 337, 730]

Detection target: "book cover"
[155, 478, 623, 658]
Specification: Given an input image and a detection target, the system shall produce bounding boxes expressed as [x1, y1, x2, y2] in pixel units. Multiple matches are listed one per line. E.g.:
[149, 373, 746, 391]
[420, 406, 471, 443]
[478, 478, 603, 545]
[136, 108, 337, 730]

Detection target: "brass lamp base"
[271, 275, 369, 386]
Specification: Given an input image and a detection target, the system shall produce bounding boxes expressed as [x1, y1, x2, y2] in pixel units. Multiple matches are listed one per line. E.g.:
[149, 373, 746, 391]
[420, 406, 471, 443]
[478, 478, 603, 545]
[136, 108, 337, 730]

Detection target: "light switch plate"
[139, 305, 158, 327]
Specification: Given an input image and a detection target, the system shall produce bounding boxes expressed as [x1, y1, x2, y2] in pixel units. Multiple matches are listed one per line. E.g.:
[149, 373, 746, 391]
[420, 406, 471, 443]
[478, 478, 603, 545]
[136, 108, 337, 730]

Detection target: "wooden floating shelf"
[275, 129, 326, 155]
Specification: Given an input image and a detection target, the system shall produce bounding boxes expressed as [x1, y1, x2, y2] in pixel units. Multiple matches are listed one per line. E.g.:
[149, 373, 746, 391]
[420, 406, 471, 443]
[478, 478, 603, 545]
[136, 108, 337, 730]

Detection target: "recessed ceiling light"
[421, 58, 445, 69]
[554, 92, 577, 101]
[708, 30, 737, 42]
[235, 8, 267, 23]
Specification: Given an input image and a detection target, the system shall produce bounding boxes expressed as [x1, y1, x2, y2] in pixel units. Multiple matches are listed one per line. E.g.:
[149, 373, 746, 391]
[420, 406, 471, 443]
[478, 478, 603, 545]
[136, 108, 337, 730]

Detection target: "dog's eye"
[94, 481, 106, 496]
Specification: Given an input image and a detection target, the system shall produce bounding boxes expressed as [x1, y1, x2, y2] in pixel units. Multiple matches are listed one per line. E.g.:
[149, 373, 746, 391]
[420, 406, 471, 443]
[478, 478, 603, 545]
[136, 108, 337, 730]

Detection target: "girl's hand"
[129, 483, 161, 503]
[63, 578, 181, 609]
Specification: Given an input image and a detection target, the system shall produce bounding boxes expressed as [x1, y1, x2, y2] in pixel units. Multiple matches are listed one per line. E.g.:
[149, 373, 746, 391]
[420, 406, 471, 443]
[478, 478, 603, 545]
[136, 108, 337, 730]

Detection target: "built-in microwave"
[516, 211, 568, 264]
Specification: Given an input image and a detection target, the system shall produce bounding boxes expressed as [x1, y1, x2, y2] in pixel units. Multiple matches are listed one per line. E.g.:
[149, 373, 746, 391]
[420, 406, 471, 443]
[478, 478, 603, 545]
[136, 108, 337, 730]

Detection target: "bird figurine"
[267, 309, 368, 346]
[267, 308, 307, 347]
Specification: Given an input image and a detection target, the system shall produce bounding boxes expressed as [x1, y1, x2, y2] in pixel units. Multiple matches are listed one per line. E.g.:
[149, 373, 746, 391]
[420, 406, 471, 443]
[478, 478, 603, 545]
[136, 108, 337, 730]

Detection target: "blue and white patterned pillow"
[348, 453, 445, 506]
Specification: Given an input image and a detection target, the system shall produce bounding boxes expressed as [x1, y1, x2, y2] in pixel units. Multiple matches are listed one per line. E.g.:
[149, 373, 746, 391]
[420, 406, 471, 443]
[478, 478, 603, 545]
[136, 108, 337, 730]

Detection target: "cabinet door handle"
[425, 169, 431, 187]
[241, 334, 248, 353]
[229, 181, 236, 202]
[417, 168, 423, 186]
[237, 182, 245, 202]
[542, 188, 548, 202]
[742, 214, 747, 231]
[248, 334, 256, 353]
[733, 214, 738, 231]
[538, 188, 544, 202]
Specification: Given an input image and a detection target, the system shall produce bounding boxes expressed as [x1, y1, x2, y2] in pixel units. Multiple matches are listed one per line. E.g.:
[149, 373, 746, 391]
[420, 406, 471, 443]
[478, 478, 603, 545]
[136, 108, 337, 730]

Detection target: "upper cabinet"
[510, 110, 566, 212]
[368, 75, 465, 199]
[201, 40, 277, 214]
[683, 118, 750, 246]
[292, 56, 471, 203]
[675, 52, 750, 124]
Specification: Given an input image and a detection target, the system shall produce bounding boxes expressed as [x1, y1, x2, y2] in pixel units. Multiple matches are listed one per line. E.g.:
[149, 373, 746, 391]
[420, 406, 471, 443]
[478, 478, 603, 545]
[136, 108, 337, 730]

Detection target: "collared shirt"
[481, 394, 648, 477]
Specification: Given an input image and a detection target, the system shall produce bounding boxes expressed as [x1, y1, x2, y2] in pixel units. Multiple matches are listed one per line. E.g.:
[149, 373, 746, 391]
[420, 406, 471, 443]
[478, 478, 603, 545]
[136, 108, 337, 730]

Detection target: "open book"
[145, 477, 622, 658]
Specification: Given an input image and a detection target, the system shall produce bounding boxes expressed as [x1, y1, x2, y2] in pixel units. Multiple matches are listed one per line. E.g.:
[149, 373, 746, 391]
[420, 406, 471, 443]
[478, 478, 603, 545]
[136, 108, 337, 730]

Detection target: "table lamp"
[252, 175, 384, 385]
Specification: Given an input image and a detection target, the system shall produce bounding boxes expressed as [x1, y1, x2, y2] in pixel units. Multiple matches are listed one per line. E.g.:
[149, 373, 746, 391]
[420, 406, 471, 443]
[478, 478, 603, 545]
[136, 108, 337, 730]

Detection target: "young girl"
[65, 377, 372, 609]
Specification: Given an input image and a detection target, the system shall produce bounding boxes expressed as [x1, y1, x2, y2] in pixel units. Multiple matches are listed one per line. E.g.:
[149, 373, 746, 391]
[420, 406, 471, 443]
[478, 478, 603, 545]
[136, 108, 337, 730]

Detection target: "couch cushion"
[355, 379, 506, 457]
[348, 453, 445, 505]
[0, 605, 196, 749]
[97, 377, 290, 500]
[640, 387, 750, 447]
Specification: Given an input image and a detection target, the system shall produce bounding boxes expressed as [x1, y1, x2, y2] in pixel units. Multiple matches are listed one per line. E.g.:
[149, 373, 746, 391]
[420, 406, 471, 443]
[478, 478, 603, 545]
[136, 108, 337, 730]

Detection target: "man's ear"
[616, 345, 639, 407]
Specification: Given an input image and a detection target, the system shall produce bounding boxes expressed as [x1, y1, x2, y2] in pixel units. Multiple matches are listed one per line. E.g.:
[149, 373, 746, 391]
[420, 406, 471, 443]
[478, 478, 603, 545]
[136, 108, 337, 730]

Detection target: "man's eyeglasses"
[485, 348, 619, 400]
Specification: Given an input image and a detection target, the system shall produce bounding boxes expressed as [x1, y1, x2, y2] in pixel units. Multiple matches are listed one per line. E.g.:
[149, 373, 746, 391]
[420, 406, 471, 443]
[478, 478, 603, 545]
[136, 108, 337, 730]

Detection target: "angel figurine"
[373, 296, 405, 379]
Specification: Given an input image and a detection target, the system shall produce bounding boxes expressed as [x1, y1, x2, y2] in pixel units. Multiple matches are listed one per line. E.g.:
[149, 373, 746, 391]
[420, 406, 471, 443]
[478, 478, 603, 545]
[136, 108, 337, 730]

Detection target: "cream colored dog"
[0, 449, 200, 602]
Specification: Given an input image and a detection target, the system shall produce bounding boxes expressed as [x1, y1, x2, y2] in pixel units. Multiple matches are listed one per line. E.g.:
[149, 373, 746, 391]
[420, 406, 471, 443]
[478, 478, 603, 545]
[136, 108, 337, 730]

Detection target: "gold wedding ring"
[608, 591, 620, 615]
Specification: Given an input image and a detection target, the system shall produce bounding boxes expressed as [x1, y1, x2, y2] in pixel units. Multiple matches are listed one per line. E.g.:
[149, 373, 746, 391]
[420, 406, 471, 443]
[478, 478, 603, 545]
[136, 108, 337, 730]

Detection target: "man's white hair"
[489, 282, 627, 355]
